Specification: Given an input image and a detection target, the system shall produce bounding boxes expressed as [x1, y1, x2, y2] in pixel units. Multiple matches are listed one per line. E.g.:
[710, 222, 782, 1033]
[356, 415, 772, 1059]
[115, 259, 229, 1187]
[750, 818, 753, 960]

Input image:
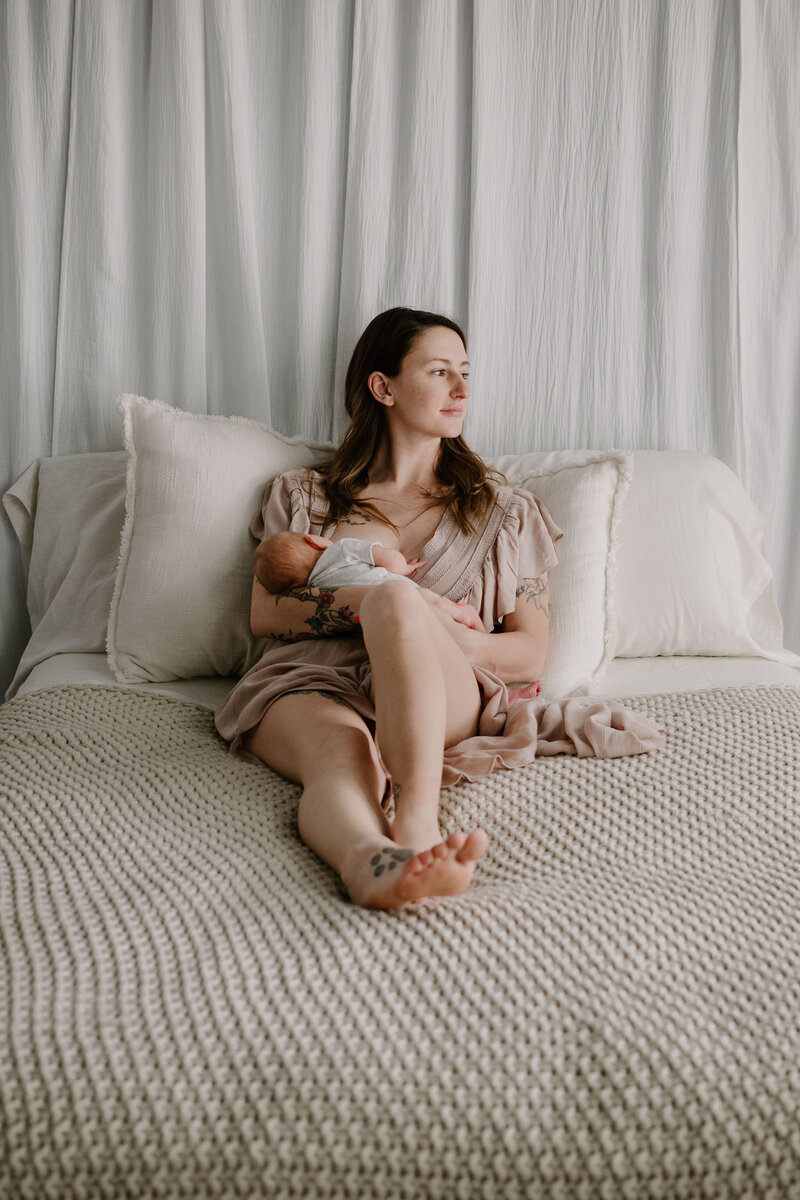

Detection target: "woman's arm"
[434, 575, 550, 684]
[252, 576, 486, 642]
[250, 577, 371, 641]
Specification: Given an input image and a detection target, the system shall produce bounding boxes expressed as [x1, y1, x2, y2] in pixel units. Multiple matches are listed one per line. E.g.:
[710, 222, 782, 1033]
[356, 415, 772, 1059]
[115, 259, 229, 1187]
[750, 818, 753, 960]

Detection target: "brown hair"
[254, 531, 321, 593]
[313, 307, 506, 536]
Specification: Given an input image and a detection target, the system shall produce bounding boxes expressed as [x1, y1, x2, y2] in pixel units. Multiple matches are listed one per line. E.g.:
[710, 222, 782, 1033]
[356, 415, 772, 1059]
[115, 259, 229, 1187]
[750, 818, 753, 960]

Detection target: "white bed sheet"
[600, 654, 800, 696]
[14, 651, 800, 712]
[15, 653, 236, 710]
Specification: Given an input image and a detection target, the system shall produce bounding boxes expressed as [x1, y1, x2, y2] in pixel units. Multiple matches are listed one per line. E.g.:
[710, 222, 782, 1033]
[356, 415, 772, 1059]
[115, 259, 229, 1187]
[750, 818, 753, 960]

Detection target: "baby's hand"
[372, 545, 424, 576]
[401, 557, 427, 575]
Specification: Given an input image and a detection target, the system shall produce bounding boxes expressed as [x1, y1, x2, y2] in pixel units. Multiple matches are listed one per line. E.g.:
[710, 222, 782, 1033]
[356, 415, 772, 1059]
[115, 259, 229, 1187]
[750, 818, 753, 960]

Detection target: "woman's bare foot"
[341, 830, 488, 910]
[390, 816, 442, 852]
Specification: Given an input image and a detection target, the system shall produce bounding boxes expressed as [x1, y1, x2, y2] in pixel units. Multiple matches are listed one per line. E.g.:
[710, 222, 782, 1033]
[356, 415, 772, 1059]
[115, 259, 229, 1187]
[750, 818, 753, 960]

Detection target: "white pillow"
[490, 449, 632, 696]
[3, 451, 127, 699]
[108, 399, 630, 690]
[108, 396, 332, 683]
[108, 406, 630, 690]
[615, 450, 800, 664]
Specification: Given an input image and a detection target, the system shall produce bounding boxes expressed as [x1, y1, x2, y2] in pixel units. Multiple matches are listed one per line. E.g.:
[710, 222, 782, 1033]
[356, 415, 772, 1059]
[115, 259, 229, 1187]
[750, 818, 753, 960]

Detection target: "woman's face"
[368, 325, 470, 440]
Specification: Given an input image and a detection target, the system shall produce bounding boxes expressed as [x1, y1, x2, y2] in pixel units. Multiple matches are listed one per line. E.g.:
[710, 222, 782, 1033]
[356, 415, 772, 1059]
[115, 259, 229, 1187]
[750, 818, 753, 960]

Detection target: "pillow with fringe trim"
[107, 396, 331, 683]
[489, 450, 633, 696]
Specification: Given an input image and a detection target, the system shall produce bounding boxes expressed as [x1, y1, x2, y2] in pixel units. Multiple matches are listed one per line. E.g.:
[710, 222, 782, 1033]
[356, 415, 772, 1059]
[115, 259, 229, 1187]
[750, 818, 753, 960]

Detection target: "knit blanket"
[2, 682, 800, 1200]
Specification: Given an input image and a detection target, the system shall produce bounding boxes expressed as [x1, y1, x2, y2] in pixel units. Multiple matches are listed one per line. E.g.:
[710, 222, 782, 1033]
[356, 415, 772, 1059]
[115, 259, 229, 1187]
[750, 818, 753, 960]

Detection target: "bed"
[3, 397, 800, 1200]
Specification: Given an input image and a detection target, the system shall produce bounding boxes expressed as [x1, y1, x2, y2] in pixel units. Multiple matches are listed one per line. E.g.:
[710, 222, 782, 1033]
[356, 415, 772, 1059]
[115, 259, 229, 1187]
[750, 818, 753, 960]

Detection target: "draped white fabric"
[2, 0, 798, 695]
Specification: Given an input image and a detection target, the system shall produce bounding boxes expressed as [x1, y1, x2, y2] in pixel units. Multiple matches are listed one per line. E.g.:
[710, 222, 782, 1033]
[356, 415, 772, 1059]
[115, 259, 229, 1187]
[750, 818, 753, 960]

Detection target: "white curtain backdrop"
[2, 0, 798, 696]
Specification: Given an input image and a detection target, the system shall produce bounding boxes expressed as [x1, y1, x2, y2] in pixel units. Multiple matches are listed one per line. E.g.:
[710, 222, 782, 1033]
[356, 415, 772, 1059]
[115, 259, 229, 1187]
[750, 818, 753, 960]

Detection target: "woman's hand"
[418, 581, 548, 684]
[417, 589, 486, 632]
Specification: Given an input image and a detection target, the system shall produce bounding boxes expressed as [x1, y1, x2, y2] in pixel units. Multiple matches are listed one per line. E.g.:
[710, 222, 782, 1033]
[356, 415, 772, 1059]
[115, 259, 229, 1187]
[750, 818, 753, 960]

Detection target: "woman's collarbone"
[328, 499, 445, 557]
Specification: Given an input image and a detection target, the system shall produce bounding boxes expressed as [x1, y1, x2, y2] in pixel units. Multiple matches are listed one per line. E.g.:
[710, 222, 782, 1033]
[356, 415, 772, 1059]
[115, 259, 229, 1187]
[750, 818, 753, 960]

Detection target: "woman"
[215, 307, 562, 910]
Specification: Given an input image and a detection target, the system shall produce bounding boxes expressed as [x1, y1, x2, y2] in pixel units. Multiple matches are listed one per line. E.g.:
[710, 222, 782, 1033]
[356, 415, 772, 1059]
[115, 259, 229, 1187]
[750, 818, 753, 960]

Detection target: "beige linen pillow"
[107, 396, 331, 683]
[108, 397, 630, 691]
[490, 450, 633, 696]
[3, 452, 127, 699]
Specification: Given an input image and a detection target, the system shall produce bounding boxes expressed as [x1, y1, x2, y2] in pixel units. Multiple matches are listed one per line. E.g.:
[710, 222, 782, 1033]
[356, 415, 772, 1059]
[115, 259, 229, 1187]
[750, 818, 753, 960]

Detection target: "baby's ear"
[303, 534, 329, 549]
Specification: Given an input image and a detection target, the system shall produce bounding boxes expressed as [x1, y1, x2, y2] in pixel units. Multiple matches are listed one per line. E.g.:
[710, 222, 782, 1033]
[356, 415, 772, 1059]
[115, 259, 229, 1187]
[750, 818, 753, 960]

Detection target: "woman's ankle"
[390, 793, 442, 851]
[388, 775, 441, 813]
[391, 818, 442, 852]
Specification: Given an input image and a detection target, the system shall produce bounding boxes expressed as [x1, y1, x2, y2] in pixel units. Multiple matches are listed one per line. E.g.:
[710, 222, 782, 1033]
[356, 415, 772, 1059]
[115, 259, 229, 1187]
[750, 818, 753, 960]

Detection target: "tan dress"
[214, 468, 663, 785]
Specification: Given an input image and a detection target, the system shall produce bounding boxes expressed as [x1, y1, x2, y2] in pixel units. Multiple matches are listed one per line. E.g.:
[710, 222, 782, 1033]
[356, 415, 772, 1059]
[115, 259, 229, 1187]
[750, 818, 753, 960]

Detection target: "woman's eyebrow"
[425, 357, 471, 367]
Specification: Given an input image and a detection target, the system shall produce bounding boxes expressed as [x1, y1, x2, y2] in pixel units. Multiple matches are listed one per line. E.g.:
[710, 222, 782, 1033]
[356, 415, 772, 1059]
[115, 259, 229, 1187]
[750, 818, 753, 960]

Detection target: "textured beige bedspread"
[2, 683, 800, 1199]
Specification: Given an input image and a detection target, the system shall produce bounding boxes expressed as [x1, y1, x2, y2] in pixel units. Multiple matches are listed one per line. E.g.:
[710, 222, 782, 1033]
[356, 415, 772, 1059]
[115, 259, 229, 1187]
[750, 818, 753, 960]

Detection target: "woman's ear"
[367, 370, 394, 407]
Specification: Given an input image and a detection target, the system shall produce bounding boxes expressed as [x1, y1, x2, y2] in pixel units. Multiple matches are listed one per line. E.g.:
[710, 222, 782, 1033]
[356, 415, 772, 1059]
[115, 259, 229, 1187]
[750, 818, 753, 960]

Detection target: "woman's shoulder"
[270, 464, 321, 488]
[251, 465, 325, 539]
[489, 480, 543, 517]
[490, 476, 544, 505]
[274, 464, 331, 519]
[266, 465, 326, 502]
[497, 482, 563, 548]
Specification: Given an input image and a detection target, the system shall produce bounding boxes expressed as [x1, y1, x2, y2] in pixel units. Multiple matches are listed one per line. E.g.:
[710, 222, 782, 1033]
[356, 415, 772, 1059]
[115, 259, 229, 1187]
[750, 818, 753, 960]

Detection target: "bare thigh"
[242, 690, 387, 795]
[417, 614, 482, 747]
[365, 590, 482, 748]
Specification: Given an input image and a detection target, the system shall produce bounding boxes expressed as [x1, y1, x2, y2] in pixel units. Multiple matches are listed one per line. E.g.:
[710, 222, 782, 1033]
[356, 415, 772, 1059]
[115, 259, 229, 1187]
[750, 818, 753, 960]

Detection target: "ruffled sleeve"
[249, 468, 314, 541]
[463, 486, 563, 631]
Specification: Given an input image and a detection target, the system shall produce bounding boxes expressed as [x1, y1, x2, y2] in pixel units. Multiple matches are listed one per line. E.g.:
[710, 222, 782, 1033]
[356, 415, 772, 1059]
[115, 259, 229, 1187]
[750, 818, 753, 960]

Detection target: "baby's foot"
[341, 831, 488, 910]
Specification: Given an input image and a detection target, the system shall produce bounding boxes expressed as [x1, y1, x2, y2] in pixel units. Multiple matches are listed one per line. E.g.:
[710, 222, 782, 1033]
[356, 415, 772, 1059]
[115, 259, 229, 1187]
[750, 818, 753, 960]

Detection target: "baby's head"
[254, 531, 331, 593]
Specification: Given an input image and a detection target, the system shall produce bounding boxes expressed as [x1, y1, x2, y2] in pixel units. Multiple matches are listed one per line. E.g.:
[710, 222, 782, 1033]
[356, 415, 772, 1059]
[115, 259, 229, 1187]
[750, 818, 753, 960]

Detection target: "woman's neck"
[369, 436, 441, 494]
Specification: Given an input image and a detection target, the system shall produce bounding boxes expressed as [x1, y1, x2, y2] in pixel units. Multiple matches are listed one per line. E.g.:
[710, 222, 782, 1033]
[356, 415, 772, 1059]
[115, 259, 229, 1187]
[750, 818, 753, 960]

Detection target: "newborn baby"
[254, 530, 426, 594]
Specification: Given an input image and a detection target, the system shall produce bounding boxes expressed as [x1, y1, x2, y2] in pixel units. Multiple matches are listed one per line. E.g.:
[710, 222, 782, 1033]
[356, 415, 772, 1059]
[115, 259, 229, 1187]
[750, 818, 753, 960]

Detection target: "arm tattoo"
[271, 587, 359, 640]
[515, 576, 549, 619]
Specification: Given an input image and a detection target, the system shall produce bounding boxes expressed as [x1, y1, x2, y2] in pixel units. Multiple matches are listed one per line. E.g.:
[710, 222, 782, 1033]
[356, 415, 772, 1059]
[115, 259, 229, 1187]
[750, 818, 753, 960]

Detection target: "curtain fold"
[738, 0, 800, 666]
[332, 0, 474, 438]
[1, 0, 75, 691]
[1, 0, 798, 696]
[466, 0, 741, 462]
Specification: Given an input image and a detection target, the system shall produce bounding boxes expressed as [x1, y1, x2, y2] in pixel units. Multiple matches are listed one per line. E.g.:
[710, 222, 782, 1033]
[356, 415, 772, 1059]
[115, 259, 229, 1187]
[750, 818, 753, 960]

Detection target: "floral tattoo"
[270, 587, 360, 641]
[515, 576, 549, 619]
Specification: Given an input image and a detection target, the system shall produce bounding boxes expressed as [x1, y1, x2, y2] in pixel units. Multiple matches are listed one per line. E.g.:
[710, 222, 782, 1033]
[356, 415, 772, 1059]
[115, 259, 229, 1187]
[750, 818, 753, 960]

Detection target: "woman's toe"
[456, 829, 488, 862]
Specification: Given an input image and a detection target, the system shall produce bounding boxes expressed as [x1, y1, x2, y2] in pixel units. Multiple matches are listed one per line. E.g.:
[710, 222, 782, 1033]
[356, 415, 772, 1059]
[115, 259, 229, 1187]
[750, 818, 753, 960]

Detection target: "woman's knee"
[301, 721, 387, 803]
[314, 720, 380, 771]
[359, 580, 426, 632]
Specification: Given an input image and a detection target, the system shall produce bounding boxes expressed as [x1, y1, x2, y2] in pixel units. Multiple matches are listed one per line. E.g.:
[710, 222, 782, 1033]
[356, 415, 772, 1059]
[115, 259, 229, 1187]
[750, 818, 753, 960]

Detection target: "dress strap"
[419, 486, 512, 599]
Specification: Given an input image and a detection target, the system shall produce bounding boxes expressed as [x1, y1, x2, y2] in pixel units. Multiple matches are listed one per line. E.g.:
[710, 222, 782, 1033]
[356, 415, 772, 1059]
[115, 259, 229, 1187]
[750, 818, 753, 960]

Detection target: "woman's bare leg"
[242, 690, 486, 909]
[359, 582, 484, 850]
[243, 691, 390, 862]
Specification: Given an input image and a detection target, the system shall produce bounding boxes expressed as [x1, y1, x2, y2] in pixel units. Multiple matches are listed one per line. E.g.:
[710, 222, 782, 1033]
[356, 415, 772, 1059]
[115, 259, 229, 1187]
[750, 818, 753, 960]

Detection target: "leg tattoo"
[370, 847, 415, 877]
